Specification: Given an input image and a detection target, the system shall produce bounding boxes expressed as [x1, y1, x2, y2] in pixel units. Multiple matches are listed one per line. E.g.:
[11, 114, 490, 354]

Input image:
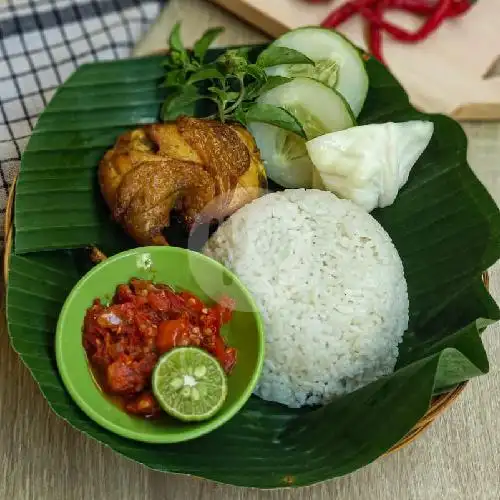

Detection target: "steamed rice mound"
[204, 189, 408, 408]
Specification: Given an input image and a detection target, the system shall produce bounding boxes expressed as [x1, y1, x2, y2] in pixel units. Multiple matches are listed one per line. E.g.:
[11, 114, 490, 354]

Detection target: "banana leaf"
[7, 46, 500, 488]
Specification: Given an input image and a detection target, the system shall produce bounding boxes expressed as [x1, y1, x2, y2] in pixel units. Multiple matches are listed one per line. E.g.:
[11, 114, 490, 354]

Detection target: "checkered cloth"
[0, 0, 165, 240]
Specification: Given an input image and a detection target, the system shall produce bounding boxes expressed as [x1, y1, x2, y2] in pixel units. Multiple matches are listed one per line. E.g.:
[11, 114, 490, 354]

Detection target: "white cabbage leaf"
[306, 121, 434, 211]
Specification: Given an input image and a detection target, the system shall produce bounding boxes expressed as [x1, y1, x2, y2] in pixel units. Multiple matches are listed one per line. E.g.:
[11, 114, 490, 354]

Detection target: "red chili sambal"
[82, 279, 237, 418]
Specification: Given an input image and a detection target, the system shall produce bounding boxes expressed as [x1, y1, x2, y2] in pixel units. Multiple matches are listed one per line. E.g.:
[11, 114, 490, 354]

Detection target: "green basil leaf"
[184, 60, 201, 72]
[170, 49, 189, 67]
[245, 64, 266, 83]
[229, 46, 252, 58]
[243, 65, 267, 100]
[225, 91, 241, 102]
[193, 27, 225, 62]
[259, 75, 293, 94]
[161, 85, 204, 121]
[233, 106, 248, 125]
[162, 58, 176, 69]
[207, 86, 228, 102]
[162, 69, 186, 88]
[187, 67, 225, 84]
[244, 103, 306, 138]
[208, 87, 240, 103]
[168, 22, 186, 55]
[244, 81, 263, 101]
[257, 46, 314, 68]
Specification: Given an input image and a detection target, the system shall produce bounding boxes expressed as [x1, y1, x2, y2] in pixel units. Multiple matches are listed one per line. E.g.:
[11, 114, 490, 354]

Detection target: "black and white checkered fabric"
[0, 0, 164, 240]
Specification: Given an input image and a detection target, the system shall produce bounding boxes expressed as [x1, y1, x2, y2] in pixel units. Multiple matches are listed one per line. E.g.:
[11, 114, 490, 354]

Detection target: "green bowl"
[56, 246, 265, 443]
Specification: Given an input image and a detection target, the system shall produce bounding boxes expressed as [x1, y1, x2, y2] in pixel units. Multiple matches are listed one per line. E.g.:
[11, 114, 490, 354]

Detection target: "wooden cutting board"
[209, 0, 500, 120]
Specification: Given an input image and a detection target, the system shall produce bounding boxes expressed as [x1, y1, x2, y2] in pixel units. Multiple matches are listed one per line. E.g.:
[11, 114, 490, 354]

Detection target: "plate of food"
[5, 23, 500, 488]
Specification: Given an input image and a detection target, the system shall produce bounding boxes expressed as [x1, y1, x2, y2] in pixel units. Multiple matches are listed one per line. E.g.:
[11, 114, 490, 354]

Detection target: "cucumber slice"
[248, 77, 355, 188]
[265, 27, 369, 117]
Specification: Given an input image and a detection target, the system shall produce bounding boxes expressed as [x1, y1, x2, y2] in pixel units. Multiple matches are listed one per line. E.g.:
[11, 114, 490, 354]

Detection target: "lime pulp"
[152, 347, 228, 422]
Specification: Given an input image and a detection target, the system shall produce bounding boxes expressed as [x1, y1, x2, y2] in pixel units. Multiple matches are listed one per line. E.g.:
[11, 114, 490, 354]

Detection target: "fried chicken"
[99, 116, 267, 245]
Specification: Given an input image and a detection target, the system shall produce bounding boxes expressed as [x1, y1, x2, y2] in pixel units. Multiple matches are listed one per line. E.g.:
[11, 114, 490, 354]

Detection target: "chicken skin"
[99, 116, 267, 245]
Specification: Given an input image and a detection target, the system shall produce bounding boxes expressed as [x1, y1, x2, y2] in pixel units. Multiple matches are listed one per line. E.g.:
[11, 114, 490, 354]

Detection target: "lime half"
[152, 347, 228, 422]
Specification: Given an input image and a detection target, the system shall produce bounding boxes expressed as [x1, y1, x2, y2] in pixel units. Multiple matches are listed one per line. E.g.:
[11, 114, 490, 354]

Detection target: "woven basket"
[2, 175, 489, 455]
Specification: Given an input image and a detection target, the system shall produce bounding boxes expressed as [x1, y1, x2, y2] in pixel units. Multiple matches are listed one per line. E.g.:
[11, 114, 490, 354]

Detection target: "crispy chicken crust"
[99, 116, 267, 245]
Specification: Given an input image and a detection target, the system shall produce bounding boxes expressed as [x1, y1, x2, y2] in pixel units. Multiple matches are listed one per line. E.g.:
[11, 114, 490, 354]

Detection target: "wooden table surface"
[2, 1, 500, 498]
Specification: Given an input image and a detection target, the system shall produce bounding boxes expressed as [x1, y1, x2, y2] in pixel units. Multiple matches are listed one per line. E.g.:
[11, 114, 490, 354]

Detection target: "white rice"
[203, 189, 408, 408]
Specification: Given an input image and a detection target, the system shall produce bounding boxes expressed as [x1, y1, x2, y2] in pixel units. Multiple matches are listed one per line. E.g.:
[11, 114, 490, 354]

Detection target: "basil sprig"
[161, 23, 314, 138]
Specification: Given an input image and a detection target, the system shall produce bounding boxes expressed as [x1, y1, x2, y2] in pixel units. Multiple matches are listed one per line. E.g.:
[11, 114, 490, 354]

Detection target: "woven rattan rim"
[2, 176, 489, 455]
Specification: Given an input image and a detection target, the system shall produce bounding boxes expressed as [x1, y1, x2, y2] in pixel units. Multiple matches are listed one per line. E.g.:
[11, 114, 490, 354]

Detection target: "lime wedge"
[152, 347, 228, 422]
